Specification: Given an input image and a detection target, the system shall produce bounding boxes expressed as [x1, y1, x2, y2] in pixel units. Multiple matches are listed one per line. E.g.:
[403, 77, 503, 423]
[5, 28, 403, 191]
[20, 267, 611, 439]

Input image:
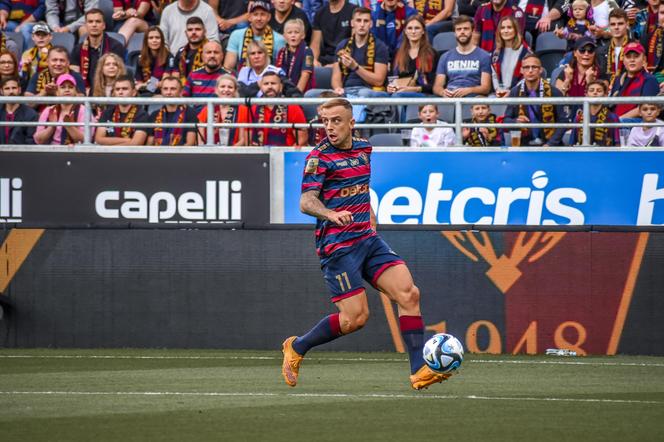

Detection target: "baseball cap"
[574, 36, 597, 50]
[56, 73, 77, 86]
[623, 41, 645, 55]
[32, 22, 51, 35]
[248, 0, 271, 12]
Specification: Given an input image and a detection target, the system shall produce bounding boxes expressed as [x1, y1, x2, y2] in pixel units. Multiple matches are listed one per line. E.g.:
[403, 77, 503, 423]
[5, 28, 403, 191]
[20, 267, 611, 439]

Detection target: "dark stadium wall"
[0, 229, 663, 355]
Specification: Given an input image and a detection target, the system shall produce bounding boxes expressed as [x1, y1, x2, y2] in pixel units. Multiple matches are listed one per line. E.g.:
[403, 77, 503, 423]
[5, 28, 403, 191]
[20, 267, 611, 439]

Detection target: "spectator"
[208, 0, 249, 35]
[474, 0, 525, 53]
[492, 15, 530, 97]
[45, 0, 98, 36]
[146, 75, 198, 145]
[524, 0, 567, 34]
[587, 0, 616, 40]
[248, 70, 307, 145]
[644, 3, 664, 85]
[224, 0, 286, 70]
[556, 37, 599, 100]
[463, 101, 500, 146]
[410, 104, 455, 147]
[553, 0, 594, 50]
[570, 79, 620, 146]
[71, 9, 126, 93]
[175, 17, 208, 82]
[91, 52, 126, 97]
[275, 18, 314, 93]
[302, 0, 324, 23]
[34, 73, 92, 145]
[503, 53, 566, 146]
[413, 0, 456, 42]
[633, 0, 659, 41]
[371, 0, 417, 59]
[310, 0, 356, 66]
[95, 74, 149, 145]
[0, 50, 19, 84]
[160, 0, 219, 55]
[0, 0, 46, 44]
[627, 102, 664, 146]
[0, 76, 38, 145]
[184, 40, 231, 112]
[270, 0, 311, 43]
[151, 0, 176, 17]
[135, 25, 177, 95]
[597, 8, 629, 82]
[25, 46, 86, 98]
[112, 0, 152, 43]
[237, 40, 285, 95]
[196, 74, 249, 145]
[434, 15, 492, 98]
[330, 7, 389, 122]
[610, 41, 659, 118]
[20, 22, 53, 87]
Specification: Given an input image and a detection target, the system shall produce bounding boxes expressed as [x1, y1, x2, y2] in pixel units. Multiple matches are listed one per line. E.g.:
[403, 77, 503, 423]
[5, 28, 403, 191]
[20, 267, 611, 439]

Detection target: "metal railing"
[4, 95, 664, 147]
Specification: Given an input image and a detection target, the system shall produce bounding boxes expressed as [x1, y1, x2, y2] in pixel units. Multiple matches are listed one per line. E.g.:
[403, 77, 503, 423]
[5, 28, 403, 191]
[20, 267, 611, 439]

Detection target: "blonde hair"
[92, 53, 126, 97]
[216, 74, 239, 97]
[319, 98, 353, 114]
[284, 18, 305, 34]
[572, 0, 589, 9]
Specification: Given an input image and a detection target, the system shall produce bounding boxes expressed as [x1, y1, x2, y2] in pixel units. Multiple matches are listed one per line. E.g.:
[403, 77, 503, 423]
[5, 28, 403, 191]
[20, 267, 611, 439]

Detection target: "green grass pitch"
[1, 349, 663, 441]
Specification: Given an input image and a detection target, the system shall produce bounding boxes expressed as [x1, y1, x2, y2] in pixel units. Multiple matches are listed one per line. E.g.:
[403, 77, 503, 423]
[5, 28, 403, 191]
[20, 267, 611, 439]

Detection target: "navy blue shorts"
[321, 235, 405, 303]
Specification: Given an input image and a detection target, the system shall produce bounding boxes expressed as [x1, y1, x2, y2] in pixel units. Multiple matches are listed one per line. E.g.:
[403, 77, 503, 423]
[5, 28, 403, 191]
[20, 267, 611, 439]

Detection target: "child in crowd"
[554, 0, 594, 50]
[570, 80, 620, 146]
[627, 103, 664, 146]
[411, 104, 455, 147]
[275, 19, 315, 94]
[463, 102, 500, 146]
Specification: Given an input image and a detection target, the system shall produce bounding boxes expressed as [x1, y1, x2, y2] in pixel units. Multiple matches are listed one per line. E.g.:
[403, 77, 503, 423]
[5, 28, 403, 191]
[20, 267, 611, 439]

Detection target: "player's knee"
[342, 309, 370, 333]
[400, 284, 420, 309]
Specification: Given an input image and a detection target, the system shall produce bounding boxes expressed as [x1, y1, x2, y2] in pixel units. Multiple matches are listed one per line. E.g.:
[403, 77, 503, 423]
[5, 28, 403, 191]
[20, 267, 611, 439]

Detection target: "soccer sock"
[399, 315, 425, 374]
[292, 313, 343, 356]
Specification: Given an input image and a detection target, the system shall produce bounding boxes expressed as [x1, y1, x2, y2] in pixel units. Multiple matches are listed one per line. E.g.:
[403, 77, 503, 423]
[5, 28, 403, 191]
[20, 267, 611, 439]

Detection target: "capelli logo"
[0, 177, 22, 223]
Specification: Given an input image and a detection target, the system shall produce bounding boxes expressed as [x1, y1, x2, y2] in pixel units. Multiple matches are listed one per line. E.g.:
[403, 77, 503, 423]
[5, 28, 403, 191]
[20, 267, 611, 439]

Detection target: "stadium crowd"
[1, 0, 664, 147]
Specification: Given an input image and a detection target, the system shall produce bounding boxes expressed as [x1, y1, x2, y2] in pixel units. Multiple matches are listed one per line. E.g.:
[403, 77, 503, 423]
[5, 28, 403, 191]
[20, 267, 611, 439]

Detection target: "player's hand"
[327, 210, 353, 226]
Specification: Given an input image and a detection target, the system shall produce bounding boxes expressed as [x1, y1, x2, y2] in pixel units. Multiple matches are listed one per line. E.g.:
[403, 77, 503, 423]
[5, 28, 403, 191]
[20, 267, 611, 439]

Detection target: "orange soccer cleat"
[281, 336, 304, 387]
[410, 365, 452, 390]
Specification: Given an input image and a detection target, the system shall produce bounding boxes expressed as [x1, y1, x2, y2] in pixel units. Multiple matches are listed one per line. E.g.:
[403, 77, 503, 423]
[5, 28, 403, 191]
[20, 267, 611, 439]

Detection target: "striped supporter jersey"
[302, 137, 376, 258]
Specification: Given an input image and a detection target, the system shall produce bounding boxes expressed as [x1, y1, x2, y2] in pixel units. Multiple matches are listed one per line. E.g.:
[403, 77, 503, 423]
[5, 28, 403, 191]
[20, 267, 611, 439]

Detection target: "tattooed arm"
[300, 190, 353, 226]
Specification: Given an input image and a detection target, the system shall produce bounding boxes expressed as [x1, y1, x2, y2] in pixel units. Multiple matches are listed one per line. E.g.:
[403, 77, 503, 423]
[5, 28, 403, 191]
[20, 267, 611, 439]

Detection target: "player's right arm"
[300, 190, 353, 226]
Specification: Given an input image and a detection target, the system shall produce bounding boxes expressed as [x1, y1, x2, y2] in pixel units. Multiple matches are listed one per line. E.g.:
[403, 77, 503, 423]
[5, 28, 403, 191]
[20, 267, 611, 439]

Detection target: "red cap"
[623, 42, 645, 55]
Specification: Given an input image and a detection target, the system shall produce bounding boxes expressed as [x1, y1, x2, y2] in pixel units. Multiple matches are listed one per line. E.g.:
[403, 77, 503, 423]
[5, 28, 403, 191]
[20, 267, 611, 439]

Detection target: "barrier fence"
[5, 95, 664, 147]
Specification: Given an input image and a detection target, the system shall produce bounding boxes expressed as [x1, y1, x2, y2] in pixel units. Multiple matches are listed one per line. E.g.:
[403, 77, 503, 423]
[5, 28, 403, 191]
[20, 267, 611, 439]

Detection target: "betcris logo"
[284, 152, 664, 226]
[0, 177, 22, 223]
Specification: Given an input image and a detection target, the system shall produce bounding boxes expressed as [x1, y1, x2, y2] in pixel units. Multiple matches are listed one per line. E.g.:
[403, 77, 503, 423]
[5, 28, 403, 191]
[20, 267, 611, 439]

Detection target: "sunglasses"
[578, 46, 596, 54]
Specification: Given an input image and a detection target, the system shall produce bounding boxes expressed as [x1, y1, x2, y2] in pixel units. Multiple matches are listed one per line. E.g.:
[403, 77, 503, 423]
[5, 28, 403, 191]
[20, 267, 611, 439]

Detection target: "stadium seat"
[369, 132, 403, 147]
[535, 32, 567, 75]
[47, 32, 76, 56]
[432, 32, 456, 55]
[3, 31, 24, 58]
[550, 65, 564, 86]
[99, 0, 115, 30]
[525, 31, 533, 49]
[437, 104, 471, 123]
[404, 104, 420, 122]
[127, 33, 144, 56]
[313, 66, 332, 90]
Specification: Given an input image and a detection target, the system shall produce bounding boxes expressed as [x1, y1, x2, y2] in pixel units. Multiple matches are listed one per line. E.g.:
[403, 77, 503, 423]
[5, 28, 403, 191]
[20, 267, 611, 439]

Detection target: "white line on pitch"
[0, 354, 663, 367]
[0, 390, 660, 405]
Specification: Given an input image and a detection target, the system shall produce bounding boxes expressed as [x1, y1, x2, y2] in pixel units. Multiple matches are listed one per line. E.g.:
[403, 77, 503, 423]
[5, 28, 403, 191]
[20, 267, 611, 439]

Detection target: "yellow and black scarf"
[36, 69, 53, 94]
[153, 106, 186, 146]
[518, 79, 555, 140]
[111, 105, 138, 139]
[415, 0, 443, 21]
[648, 27, 664, 72]
[21, 44, 52, 80]
[339, 33, 383, 91]
[606, 35, 628, 84]
[241, 26, 274, 68]
[576, 106, 610, 146]
[467, 114, 498, 147]
[178, 39, 207, 82]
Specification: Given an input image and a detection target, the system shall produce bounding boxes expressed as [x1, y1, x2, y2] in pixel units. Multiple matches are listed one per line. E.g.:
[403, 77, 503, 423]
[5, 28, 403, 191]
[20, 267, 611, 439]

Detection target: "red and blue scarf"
[276, 42, 315, 90]
[612, 70, 648, 115]
[491, 45, 529, 89]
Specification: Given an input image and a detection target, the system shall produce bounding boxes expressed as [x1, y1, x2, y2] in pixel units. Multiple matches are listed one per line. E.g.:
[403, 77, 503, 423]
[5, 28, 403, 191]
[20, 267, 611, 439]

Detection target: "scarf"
[153, 106, 186, 146]
[49, 104, 81, 145]
[21, 44, 52, 79]
[373, 3, 407, 45]
[241, 26, 274, 69]
[525, 0, 546, 18]
[647, 6, 658, 37]
[467, 114, 498, 146]
[606, 35, 627, 81]
[206, 105, 238, 144]
[35, 69, 53, 94]
[0, 33, 5, 52]
[339, 34, 383, 91]
[178, 39, 206, 81]
[648, 27, 664, 73]
[517, 79, 555, 140]
[491, 45, 528, 89]
[276, 42, 314, 90]
[478, 3, 515, 53]
[414, 0, 443, 21]
[251, 105, 288, 146]
[111, 105, 138, 139]
[80, 34, 111, 88]
[575, 106, 611, 146]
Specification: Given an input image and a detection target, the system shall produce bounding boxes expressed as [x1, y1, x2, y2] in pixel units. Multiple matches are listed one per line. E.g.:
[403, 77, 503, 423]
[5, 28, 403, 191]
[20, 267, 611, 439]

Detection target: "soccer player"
[281, 97, 451, 390]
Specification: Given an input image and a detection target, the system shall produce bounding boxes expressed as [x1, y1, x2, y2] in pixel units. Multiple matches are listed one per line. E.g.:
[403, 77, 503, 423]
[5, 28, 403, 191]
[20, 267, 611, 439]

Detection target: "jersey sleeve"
[301, 150, 328, 194]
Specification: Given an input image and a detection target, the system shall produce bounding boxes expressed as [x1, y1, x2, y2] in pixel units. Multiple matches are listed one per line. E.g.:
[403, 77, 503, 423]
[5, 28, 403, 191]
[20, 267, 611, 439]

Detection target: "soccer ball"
[423, 333, 464, 374]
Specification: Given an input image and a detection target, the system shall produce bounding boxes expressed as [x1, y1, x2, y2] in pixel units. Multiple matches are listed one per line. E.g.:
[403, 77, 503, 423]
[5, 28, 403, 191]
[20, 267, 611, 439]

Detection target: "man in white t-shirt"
[160, 0, 220, 55]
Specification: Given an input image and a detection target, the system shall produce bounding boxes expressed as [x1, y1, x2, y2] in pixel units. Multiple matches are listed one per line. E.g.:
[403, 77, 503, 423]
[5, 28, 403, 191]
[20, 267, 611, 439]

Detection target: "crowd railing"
[3, 95, 664, 147]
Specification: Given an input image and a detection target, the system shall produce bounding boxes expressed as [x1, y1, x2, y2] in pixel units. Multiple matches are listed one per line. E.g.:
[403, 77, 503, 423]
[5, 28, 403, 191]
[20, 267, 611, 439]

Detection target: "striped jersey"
[302, 137, 375, 258]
